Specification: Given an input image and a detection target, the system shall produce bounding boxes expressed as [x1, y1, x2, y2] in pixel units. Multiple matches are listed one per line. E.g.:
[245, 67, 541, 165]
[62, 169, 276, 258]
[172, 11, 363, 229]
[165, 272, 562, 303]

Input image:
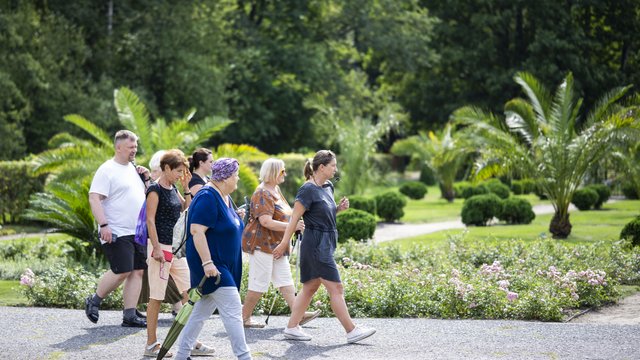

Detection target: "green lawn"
[385, 199, 640, 251]
[0, 280, 26, 306]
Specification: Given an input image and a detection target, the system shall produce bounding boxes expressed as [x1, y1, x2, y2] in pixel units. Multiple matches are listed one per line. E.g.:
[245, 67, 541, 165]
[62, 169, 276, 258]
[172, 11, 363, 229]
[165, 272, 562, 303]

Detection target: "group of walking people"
[85, 130, 376, 360]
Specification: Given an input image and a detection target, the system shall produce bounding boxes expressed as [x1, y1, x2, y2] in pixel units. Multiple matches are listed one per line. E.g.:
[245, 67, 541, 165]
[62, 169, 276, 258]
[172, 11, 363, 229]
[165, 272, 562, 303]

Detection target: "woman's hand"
[337, 196, 349, 212]
[203, 262, 219, 278]
[180, 169, 192, 191]
[295, 220, 305, 232]
[152, 246, 165, 263]
[236, 207, 246, 220]
[272, 242, 289, 260]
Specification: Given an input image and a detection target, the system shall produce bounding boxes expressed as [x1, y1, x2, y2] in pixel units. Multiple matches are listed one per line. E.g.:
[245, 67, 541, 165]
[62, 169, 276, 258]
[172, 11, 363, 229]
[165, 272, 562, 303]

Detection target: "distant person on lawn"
[86, 130, 150, 328]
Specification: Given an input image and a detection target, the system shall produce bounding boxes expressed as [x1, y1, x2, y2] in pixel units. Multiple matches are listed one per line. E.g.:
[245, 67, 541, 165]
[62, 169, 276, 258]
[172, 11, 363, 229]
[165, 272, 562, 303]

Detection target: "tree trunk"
[549, 211, 572, 239]
[440, 183, 455, 203]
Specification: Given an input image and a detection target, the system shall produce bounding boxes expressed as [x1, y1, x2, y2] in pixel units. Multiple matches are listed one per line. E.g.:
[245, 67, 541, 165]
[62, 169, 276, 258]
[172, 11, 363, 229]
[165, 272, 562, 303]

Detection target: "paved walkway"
[1, 306, 639, 360]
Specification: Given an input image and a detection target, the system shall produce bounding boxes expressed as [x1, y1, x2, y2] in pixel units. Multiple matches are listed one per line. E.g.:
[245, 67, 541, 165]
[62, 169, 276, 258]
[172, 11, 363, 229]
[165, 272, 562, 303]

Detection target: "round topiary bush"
[462, 184, 489, 199]
[521, 179, 536, 194]
[336, 208, 377, 243]
[349, 195, 376, 215]
[586, 184, 611, 210]
[399, 181, 428, 200]
[498, 197, 535, 225]
[485, 179, 511, 199]
[375, 191, 407, 223]
[571, 188, 599, 211]
[620, 215, 640, 247]
[621, 183, 639, 200]
[453, 182, 472, 199]
[511, 180, 524, 195]
[461, 193, 503, 226]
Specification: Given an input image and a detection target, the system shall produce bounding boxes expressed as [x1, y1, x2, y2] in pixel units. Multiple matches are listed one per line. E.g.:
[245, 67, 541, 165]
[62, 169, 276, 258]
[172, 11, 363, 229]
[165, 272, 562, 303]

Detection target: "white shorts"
[247, 250, 294, 292]
[147, 243, 191, 300]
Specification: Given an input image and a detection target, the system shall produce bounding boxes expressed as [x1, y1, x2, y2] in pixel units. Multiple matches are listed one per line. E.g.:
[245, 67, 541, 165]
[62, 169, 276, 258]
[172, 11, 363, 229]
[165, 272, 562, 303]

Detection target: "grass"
[385, 199, 640, 251]
[0, 280, 26, 306]
[0, 223, 48, 236]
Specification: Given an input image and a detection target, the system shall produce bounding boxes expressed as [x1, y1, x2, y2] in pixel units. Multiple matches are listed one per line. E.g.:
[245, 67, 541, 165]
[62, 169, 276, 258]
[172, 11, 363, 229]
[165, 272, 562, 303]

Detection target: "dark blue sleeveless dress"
[295, 182, 340, 283]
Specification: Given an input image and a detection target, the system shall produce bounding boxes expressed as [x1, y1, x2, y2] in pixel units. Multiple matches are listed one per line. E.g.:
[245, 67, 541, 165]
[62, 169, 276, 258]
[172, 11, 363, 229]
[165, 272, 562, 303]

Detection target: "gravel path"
[1, 306, 639, 360]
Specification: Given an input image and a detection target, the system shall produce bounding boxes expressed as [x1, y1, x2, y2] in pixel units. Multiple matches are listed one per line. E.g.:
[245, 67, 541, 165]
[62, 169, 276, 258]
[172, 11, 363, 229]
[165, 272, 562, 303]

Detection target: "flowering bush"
[19, 264, 123, 309]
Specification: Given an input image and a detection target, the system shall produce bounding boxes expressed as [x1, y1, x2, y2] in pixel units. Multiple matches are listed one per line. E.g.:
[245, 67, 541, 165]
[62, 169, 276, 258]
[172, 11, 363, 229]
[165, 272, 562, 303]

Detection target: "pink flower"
[498, 280, 510, 290]
[20, 274, 34, 287]
[506, 292, 518, 302]
[314, 300, 322, 308]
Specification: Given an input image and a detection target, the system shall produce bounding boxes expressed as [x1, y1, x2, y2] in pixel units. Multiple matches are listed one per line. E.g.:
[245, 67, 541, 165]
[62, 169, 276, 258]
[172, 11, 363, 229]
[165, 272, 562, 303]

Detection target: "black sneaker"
[84, 296, 99, 324]
[135, 309, 147, 319]
[122, 316, 147, 328]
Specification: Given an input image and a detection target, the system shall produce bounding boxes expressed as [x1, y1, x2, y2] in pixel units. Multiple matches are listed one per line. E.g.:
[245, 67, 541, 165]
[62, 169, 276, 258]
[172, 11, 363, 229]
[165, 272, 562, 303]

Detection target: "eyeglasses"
[279, 169, 286, 176]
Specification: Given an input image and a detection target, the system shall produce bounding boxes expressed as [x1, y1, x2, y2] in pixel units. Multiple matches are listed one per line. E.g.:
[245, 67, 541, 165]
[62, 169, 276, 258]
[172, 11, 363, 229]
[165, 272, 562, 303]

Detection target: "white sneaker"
[283, 326, 312, 341]
[346, 325, 376, 344]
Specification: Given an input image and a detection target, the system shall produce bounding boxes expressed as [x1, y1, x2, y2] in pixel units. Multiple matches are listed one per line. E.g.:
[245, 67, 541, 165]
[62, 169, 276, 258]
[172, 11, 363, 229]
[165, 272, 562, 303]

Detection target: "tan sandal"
[300, 309, 321, 326]
[243, 318, 266, 328]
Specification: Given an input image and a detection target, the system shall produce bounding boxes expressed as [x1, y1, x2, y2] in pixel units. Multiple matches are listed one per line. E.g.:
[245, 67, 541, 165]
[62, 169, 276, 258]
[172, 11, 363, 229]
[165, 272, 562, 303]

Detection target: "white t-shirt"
[89, 159, 146, 237]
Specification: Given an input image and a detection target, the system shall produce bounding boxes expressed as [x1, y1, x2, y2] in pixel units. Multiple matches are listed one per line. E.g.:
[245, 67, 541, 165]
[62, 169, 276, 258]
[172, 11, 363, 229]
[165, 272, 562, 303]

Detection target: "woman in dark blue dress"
[273, 150, 376, 344]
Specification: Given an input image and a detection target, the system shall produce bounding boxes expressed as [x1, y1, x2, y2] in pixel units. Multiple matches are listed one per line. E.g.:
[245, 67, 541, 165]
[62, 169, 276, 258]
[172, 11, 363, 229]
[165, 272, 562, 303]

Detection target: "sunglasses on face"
[279, 169, 286, 176]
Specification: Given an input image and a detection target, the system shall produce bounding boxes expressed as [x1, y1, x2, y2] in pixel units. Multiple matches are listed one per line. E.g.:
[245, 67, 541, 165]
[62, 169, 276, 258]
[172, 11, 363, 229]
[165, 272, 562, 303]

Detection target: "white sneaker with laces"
[283, 326, 312, 341]
[346, 325, 376, 344]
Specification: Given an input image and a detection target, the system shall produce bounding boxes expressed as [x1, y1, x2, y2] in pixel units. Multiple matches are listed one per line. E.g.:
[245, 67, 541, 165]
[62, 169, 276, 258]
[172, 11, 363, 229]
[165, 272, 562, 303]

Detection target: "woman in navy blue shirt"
[174, 158, 252, 360]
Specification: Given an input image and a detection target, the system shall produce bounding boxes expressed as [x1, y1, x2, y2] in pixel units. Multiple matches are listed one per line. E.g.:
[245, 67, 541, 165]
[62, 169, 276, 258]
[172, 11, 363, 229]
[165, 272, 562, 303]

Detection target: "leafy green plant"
[0, 161, 46, 224]
[336, 209, 377, 243]
[586, 184, 611, 209]
[498, 197, 535, 225]
[572, 188, 599, 211]
[462, 184, 489, 199]
[461, 193, 503, 226]
[620, 216, 640, 247]
[485, 179, 510, 199]
[455, 72, 640, 238]
[399, 181, 428, 200]
[375, 191, 407, 222]
[349, 196, 377, 215]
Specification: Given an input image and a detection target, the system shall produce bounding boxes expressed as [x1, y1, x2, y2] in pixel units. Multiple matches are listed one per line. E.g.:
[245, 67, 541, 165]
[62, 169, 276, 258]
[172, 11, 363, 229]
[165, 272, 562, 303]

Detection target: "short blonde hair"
[259, 158, 285, 183]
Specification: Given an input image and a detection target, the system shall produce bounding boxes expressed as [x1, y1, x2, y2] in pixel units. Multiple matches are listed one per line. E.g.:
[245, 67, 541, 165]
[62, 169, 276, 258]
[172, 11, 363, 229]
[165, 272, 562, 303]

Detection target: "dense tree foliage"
[1, 0, 638, 158]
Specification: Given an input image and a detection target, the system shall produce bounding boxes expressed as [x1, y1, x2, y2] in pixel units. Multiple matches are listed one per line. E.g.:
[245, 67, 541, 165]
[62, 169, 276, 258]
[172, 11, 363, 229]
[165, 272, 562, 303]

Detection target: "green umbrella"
[157, 274, 220, 360]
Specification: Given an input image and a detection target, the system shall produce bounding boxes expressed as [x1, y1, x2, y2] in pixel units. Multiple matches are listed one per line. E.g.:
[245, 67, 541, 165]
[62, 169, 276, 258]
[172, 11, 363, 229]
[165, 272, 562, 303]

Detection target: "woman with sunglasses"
[143, 149, 213, 358]
[241, 158, 320, 328]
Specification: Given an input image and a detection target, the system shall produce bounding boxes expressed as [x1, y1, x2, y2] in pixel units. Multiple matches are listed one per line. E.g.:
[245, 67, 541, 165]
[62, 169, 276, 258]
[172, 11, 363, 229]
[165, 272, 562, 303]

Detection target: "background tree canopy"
[0, 0, 638, 158]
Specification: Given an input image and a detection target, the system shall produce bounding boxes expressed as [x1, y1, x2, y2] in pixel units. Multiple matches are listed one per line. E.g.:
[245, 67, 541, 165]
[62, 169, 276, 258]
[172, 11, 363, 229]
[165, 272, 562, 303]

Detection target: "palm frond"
[64, 114, 112, 147]
[584, 85, 632, 129]
[114, 87, 152, 154]
[514, 72, 553, 125]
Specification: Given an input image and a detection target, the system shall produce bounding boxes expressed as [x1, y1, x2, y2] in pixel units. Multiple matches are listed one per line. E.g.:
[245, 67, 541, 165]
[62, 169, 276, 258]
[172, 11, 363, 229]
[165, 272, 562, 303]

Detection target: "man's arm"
[89, 192, 113, 243]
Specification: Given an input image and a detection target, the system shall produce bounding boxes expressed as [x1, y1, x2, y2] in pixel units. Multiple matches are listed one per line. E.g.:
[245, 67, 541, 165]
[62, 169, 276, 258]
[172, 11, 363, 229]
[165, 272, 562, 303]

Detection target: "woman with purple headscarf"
[174, 158, 252, 360]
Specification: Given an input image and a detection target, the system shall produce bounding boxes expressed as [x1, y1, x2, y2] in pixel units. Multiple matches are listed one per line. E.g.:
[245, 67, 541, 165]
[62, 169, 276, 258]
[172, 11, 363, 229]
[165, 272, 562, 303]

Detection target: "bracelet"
[143, 177, 151, 182]
[183, 192, 192, 197]
[99, 223, 108, 228]
[201, 260, 213, 267]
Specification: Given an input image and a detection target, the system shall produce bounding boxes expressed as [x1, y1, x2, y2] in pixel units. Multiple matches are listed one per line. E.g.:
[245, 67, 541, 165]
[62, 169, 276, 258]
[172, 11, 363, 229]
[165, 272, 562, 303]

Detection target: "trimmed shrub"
[375, 191, 407, 223]
[399, 181, 428, 200]
[336, 209, 377, 243]
[461, 193, 503, 226]
[349, 196, 377, 215]
[498, 198, 535, 225]
[511, 180, 524, 195]
[462, 184, 489, 199]
[419, 165, 437, 186]
[534, 184, 548, 200]
[572, 188, 599, 211]
[621, 183, 639, 200]
[521, 179, 536, 194]
[586, 184, 611, 210]
[453, 181, 472, 199]
[0, 161, 46, 223]
[485, 179, 510, 199]
[620, 216, 640, 247]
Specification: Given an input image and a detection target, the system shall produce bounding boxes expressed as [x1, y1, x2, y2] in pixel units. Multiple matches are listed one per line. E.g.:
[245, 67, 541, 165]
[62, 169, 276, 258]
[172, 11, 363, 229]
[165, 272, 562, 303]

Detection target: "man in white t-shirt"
[85, 130, 151, 327]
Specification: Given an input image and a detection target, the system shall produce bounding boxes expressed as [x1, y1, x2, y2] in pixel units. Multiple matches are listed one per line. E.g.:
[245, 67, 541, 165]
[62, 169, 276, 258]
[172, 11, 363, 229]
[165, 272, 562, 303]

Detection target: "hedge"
[336, 209, 377, 243]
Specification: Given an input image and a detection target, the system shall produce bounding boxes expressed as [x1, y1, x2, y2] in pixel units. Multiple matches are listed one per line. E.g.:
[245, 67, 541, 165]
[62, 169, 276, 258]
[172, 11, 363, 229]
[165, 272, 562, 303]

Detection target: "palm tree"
[391, 124, 472, 202]
[611, 142, 640, 198]
[27, 87, 235, 256]
[454, 72, 639, 238]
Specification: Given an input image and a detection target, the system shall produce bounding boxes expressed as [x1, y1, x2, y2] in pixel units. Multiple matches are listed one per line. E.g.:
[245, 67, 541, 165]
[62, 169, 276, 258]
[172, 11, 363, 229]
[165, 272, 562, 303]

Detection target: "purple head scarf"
[211, 158, 239, 182]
